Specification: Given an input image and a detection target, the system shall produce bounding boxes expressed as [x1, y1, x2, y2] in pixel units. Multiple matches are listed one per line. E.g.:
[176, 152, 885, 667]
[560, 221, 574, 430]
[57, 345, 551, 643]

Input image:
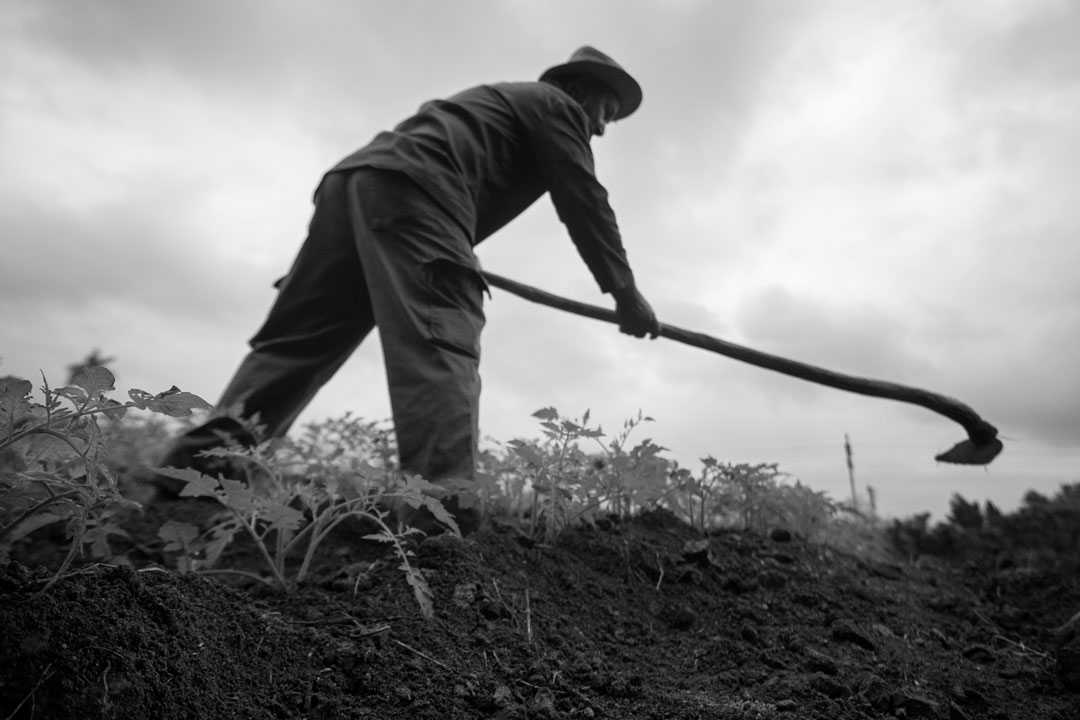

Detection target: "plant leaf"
[83, 522, 129, 559]
[71, 366, 115, 398]
[263, 504, 303, 533]
[99, 399, 129, 421]
[219, 478, 255, 513]
[158, 521, 200, 552]
[420, 495, 461, 537]
[201, 520, 242, 567]
[156, 467, 221, 499]
[532, 407, 559, 421]
[129, 387, 211, 417]
[401, 563, 434, 619]
[507, 440, 545, 467]
[0, 378, 33, 430]
[54, 386, 88, 404]
[0, 505, 74, 547]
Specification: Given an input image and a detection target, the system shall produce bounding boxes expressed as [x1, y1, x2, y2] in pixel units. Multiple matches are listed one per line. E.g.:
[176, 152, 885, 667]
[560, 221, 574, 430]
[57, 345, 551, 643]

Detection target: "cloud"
[946, 310, 1080, 448]
[941, 0, 1080, 93]
[736, 285, 927, 377]
[2, 0, 1077, 521]
[0, 179, 290, 336]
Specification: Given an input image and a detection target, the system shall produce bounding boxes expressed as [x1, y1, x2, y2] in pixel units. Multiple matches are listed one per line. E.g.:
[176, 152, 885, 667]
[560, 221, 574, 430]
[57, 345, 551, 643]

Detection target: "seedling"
[0, 368, 209, 587]
[508, 408, 671, 541]
[156, 435, 458, 619]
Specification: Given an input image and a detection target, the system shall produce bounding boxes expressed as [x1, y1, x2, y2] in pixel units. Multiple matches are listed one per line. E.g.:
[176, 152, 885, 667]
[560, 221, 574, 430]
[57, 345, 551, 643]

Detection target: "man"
[153, 46, 659, 504]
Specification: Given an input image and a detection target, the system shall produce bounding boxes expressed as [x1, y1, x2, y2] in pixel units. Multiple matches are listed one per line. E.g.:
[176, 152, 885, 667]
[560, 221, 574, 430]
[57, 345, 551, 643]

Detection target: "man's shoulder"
[479, 81, 568, 107]
[480, 81, 583, 126]
[438, 81, 543, 110]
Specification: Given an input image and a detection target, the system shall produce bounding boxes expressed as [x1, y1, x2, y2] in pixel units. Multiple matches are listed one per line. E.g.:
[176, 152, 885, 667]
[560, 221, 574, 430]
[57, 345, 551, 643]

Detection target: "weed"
[587, 410, 671, 520]
[667, 458, 837, 537]
[4, 365, 889, 614]
[667, 455, 726, 533]
[0, 368, 210, 586]
[508, 408, 673, 541]
[155, 425, 457, 619]
[508, 408, 603, 542]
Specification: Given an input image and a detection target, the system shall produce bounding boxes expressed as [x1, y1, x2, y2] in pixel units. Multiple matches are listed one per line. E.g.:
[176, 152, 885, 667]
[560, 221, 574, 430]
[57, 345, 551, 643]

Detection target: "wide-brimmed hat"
[539, 46, 642, 120]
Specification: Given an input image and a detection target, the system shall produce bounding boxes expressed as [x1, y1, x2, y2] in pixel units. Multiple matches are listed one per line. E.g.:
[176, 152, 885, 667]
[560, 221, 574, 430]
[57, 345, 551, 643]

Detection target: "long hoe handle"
[480, 271, 1003, 465]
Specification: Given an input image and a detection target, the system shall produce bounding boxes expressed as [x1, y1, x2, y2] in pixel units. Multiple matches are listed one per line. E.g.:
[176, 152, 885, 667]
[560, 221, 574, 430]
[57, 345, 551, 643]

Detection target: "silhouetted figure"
[154, 46, 658, 503]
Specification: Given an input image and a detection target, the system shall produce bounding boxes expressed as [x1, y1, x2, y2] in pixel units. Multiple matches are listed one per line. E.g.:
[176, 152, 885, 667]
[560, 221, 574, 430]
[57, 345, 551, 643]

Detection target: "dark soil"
[2, 499, 1078, 719]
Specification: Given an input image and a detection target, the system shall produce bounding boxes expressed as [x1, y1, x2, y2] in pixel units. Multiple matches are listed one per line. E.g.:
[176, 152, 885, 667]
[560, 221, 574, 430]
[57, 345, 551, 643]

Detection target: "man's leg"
[344, 170, 486, 484]
[155, 173, 376, 485]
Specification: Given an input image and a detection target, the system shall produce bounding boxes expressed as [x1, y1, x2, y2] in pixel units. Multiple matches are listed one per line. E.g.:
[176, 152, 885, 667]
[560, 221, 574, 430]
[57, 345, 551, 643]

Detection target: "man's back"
[330, 81, 632, 292]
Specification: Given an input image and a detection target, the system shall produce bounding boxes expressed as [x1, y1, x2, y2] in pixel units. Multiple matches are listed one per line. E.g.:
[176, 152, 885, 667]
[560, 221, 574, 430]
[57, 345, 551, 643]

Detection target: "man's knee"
[392, 376, 480, 483]
[422, 259, 487, 361]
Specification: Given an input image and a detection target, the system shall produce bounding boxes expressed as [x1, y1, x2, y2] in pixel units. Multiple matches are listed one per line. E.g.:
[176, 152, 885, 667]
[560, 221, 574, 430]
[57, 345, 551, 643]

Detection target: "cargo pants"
[158, 168, 486, 484]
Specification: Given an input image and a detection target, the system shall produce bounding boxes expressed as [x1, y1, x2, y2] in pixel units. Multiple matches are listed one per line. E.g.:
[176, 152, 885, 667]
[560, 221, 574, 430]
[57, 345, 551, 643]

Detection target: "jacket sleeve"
[525, 91, 637, 294]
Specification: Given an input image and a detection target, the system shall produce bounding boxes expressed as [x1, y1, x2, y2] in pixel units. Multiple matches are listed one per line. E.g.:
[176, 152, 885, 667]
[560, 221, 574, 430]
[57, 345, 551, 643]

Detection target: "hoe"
[481, 271, 1003, 466]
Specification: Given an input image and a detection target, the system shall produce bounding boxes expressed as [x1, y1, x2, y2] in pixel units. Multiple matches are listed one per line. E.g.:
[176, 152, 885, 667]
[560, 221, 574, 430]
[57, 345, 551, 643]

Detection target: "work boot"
[146, 417, 256, 501]
[396, 492, 481, 538]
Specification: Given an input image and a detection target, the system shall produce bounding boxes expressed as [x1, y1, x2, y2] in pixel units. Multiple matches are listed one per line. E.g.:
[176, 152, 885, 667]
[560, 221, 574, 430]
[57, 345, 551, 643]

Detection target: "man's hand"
[612, 285, 660, 339]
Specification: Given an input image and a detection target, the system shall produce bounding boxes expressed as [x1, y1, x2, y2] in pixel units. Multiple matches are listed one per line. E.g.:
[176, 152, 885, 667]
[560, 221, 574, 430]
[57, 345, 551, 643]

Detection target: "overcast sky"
[3, 0, 1078, 520]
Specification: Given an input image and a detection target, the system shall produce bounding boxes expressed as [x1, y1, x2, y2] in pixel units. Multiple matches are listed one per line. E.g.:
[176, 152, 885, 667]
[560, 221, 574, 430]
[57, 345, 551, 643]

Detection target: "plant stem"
[393, 640, 449, 670]
[294, 507, 363, 582]
[0, 400, 144, 452]
[36, 511, 87, 595]
[232, 508, 290, 590]
[0, 489, 84, 544]
[1, 662, 54, 720]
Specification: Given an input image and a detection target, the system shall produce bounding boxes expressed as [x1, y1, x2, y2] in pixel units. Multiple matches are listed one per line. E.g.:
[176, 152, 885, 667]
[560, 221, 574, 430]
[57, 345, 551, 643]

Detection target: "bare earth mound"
[2, 505, 1078, 719]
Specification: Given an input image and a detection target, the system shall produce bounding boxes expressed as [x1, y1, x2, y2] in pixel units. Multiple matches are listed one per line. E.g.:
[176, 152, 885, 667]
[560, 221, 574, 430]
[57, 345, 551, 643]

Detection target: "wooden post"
[845, 433, 856, 509]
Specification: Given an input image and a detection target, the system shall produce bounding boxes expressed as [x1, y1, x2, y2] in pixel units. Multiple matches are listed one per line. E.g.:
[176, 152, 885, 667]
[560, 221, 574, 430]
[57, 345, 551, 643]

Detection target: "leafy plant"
[587, 410, 671, 519]
[719, 462, 787, 532]
[507, 408, 675, 541]
[666, 458, 837, 537]
[666, 455, 726, 533]
[288, 412, 399, 473]
[473, 442, 532, 518]
[508, 408, 603, 542]
[764, 477, 838, 540]
[156, 426, 458, 619]
[0, 368, 210, 584]
[889, 484, 1080, 566]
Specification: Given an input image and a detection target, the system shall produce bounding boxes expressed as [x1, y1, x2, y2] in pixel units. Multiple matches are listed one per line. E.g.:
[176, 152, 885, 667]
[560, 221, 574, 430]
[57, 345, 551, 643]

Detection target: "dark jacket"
[328, 81, 635, 294]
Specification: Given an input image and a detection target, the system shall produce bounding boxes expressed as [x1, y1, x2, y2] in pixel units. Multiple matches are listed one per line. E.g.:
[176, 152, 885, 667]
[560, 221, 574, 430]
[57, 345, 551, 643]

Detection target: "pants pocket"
[424, 259, 487, 361]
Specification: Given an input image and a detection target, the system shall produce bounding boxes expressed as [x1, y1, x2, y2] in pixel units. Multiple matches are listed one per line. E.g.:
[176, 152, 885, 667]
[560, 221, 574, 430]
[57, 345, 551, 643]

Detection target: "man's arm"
[524, 91, 637, 293]
[520, 86, 659, 338]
